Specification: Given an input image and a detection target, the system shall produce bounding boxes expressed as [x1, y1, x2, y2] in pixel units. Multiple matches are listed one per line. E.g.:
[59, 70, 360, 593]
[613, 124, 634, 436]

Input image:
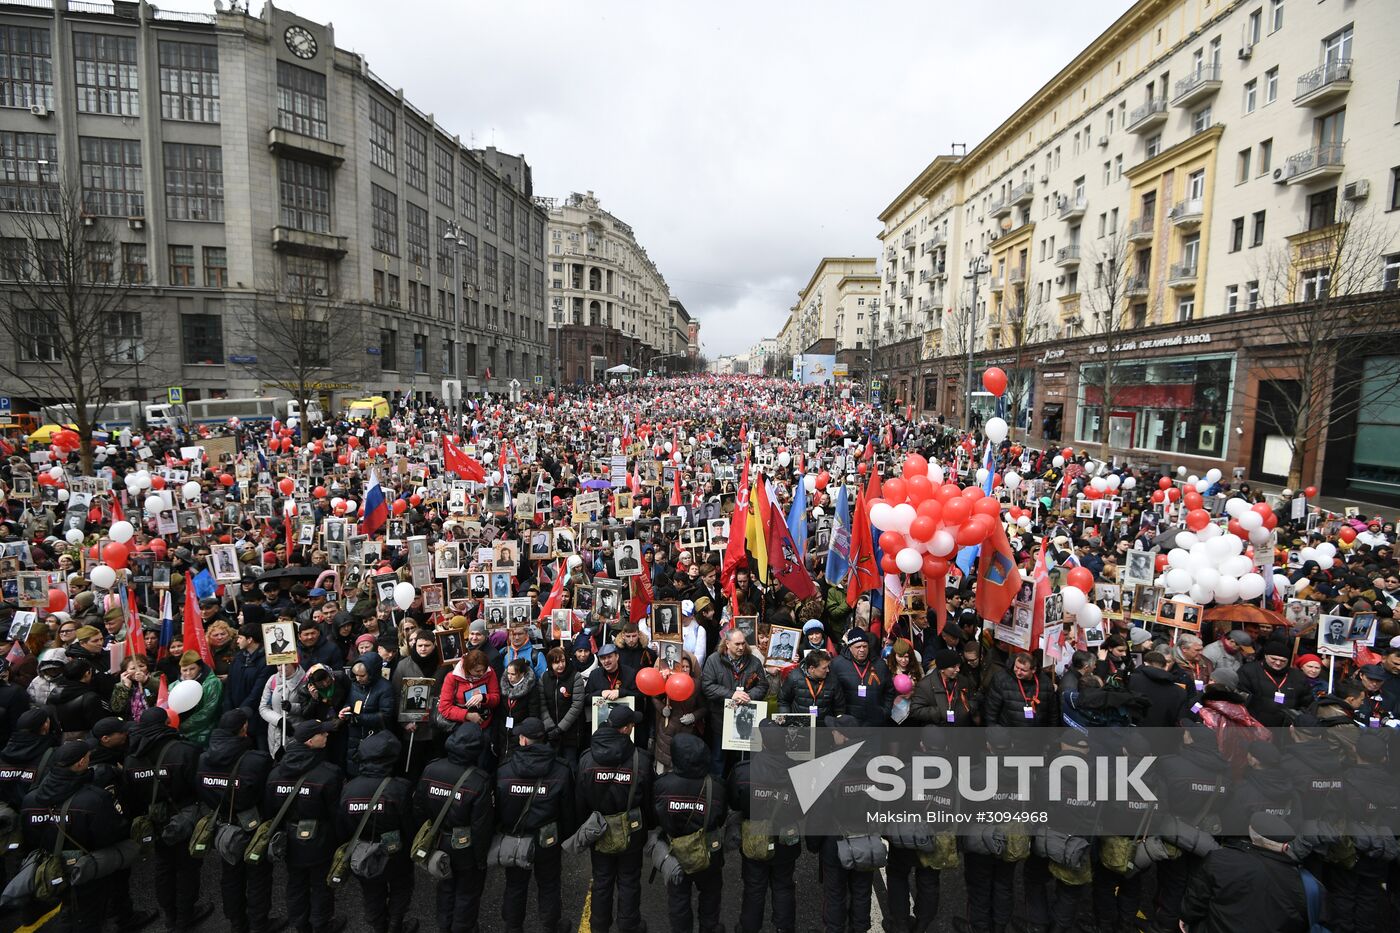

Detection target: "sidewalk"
[1250, 480, 1399, 520]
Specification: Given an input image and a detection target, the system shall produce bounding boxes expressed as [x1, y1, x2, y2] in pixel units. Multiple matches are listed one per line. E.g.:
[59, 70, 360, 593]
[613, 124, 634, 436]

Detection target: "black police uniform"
[122, 710, 208, 930]
[264, 730, 346, 933]
[576, 718, 652, 933]
[884, 727, 955, 933]
[0, 717, 58, 930]
[811, 745, 876, 933]
[1151, 729, 1228, 931]
[196, 722, 277, 933]
[335, 731, 417, 933]
[727, 726, 803, 933]
[652, 733, 726, 933]
[493, 724, 574, 933]
[412, 723, 495, 933]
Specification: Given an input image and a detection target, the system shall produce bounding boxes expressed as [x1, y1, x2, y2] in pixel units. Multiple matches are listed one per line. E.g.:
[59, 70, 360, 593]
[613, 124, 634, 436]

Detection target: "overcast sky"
[171, 0, 1130, 356]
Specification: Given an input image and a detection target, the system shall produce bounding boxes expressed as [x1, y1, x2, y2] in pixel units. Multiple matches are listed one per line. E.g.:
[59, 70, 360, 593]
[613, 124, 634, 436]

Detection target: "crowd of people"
[0, 375, 1395, 933]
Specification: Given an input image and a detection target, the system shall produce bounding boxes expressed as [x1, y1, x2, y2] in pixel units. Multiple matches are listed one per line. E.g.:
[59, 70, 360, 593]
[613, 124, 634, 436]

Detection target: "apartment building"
[871, 0, 1399, 500]
[543, 190, 691, 382]
[0, 0, 552, 410]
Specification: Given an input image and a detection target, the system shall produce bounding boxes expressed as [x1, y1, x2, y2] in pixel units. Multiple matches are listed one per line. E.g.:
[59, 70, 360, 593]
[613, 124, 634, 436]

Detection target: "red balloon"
[1150, 489, 1165, 503]
[1303, 486, 1318, 498]
[905, 474, 933, 503]
[935, 483, 962, 503]
[664, 672, 695, 702]
[972, 497, 1001, 517]
[1250, 502, 1273, 518]
[102, 541, 129, 569]
[942, 496, 972, 526]
[879, 531, 906, 554]
[881, 554, 901, 575]
[219, 473, 235, 487]
[957, 515, 991, 547]
[1084, 486, 1103, 500]
[1227, 519, 1247, 539]
[409, 494, 422, 507]
[313, 486, 328, 499]
[1263, 511, 1278, 530]
[815, 471, 830, 490]
[908, 517, 936, 543]
[150, 475, 166, 490]
[1154, 554, 1169, 573]
[857, 464, 868, 475]
[915, 499, 943, 523]
[883, 478, 908, 505]
[1163, 487, 1179, 502]
[1183, 492, 1203, 511]
[981, 366, 1008, 397]
[636, 667, 666, 697]
[36, 474, 56, 487]
[1338, 526, 1357, 543]
[337, 455, 348, 466]
[392, 499, 408, 516]
[960, 485, 985, 501]
[902, 454, 928, 478]
[1158, 477, 1173, 490]
[922, 554, 949, 578]
[1066, 566, 1095, 594]
[1185, 508, 1210, 532]
[278, 477, 295, 496]
[147, 538, 167, 558]
[47, 588, 67, 613]
[347, 437, 361, 449]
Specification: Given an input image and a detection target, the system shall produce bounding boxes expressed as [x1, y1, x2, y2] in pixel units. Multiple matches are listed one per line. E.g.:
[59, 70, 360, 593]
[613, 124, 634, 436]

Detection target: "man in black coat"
[778, 649, 847, 721]
[983, 653, 1059, 727]
[1152, 725, 1229, 932]
[652, 733, 726, 933]
[122, 706, 211, 931]
[494, 717, 574, 933]
[1126, 651, 1191, 726]
[335, 731, 417, 933]
[829, 628, 892, 726]
[582, 644, 639, 731]
[1179, 812, 1310, 933]
[265, 719, 348, 933]
[0, 709, 57, 812]
[1237, 640, 1311, 727]
[727, 720, 804, 933]
[412, 722, 495, 933]
[223, 624, 273, 720]
[576, 705, 652, 933]
[196, 710, 280, 933]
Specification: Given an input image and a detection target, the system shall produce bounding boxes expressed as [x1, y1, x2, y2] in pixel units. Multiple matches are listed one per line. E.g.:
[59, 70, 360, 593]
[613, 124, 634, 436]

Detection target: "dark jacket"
[264, 740, 344, 867]
[21, 766, 127, 857]
[122, 719, 202, 818]
[1155, 738, 1229, 827]
[1237, 661, 1311, 727]
[777, 666, 847, 719]
[583, 663, 639, 729]
[223, 647, 273, 716]
[47, 677, 107, 735]
[297, 634, 343, 671]
[195, 727, 274, 821]
[0, 726, 58, 811]
[345, 652, 395, 775]
[982, 667, 1059, 727]
[1282, 737, 1347, 823]
[413, 724, 494, 869]
[576, 724, 653, 853]
[494, 738, 574, 841]
[1222, 764, 1296, 836]
[652, 734, 726, 841]
[539, 665, 587, 748]
[335, 732, 415, 853]
[1179, 841, 1309, 933]
[498, 666, 543, 757]
[907, 673, 975, 726]
[699, 649, 769, 738]
[829, 651, 892, 726]
[1127, 665, 1192, 727]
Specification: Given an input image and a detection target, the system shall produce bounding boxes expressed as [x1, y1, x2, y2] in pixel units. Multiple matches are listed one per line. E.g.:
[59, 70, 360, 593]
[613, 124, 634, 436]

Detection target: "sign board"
[0, 397, 10, 411]
[441, 379, 462, 404]
[533, 375, 543, 384]
[167, 386, 184, 404]
[871, 380, 883, 390]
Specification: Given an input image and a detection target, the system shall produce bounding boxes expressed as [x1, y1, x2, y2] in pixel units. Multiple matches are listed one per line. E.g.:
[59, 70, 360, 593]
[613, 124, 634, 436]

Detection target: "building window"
[1246, 279, 1260, 310]
[1258, 139, 1273, 174]
[1269, 0, 1284, 33]
[1307, 187, 1337, 231]
[413, 333, 427, 373]
[78, 137, 142, 217]
[276, 61, 326, 140]
[1243, 79, 1257, 114]
[277, 158, 330, 233]
[1176, 295, 1195, 322]
[481, 181, 496, 232]
[1247, 9, 1262, 46]
[483, 244, 497, 292]
[158, 41, 219, 123]
[501, 198, 514, 246]
[1264, 67, 1278, 104]
[434, 145, 453, 207]
[1392, 166, 1400, 211]
[0, 26, 54, 110]
[1237, 149, 1252, 184]
[1323, 26, 1353, 66]
[461, 163, 477, 221]
[1191, 105, 1212, 134]
[403, 123, 427, 192]
[373, 269, 385, 305]
[369, 97, 396, 173]
[1251, 210, 1266, 247]
[105, 310, 142, 362]
[1076, 354, 1234, 456]
[1381, 253, 1399, 291]
[0, 131, 57, 211]
[379, 329, 397, 371]
[371, 183, 398, 255]
[444, 338, 456, 376]
[405, 202, 429, 267]
[168, 245, 194, 286]
[1145, 134, 1161, 158]
[460, 233, 477, 286]
[1300, 268, 1330, 302]
[1230, 217, 1245, 252]
[182, 313, 223, 364]
[162, 143, 223, 222]
[73, 33, 138, 116]
[18, 310, 59, 361]
[1225, 284, 1239, 314]
[202, 246, 226, 287]
[121, 242, 147, 284]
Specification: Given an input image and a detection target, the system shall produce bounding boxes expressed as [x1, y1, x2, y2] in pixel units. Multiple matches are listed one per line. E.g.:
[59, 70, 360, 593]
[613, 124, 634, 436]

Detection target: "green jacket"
[179, 672, 223, 747]
[823, 585, 851, 642]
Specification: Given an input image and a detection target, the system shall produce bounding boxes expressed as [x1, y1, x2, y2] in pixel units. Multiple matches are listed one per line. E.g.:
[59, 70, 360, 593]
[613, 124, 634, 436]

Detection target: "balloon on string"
[392, 581, 416, 611]
[168, 680, 203, 714]
[65, 528, 84, 545]
[89, 565, 116, 589]
[665, 672, 695, 702]
[984, 417, 1008, 444]
[981, 367, 1008, 397]
[892, 674, 913, 696]
[636, 667, 666, 697]
[895, 548, 924, 574]
[47, 589, 67, 613]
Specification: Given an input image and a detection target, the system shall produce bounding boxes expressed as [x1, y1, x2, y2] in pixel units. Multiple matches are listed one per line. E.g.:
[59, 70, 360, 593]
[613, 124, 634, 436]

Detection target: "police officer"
[412, 722, 495, 933]
[884, 727, 950, 933]
[19, 741, 148, 933]
[577, 704, 652, 933]
[265, 719, 347, 933]
[727, 719, 803, 933]
[123, 706, 209, 931]
[1151, 724, 1228, 933]
[653, 732, 727, 933]
[84, 716, 131, 791]
[811, 715, 875, 933]
[336, 731, 417, 933]
[494, 717, 573, 933]
[0, 710, 60, 932]
[196, 710, 282, 933]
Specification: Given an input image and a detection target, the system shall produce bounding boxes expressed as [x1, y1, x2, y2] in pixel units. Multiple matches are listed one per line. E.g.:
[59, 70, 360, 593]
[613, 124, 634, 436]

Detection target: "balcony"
[1294, 59, 1352, 108]
[899, 282, 911, 299]
[989, 274, 1005, 293]
[918, 269, 931, 284]
[1057, 195, 1087, 221]
[1127, 215, 1156, 242]
[917, 298, 932, 313]
[901, 230, 916, 250]
[1167, 262, 1199, 288]
[271, 225, 347, 259]
[989, 195, 1011, 219]
[885, 245, 897, 261]
[929, 263, 947, 281]
[1127, 98, 1168, 134]
[267, 127, 346, 167]
[1008, 267, 1027, 285]
[1054, 245, 1081, 267]
[1284, 143, 1346, 185]
[1169, 198, 1204, 228]
[1172, 64, 1223, 108]
[1009, 181, 1034, 206]
[921, 230, 946, 254]
[1125, 274, 1149, 297]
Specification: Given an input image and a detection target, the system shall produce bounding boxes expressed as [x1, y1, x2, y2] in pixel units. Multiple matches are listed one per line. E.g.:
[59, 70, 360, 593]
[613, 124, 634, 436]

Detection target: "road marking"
[871, 865, 886, 931]
[17, 906, 60, 932]
[578, 887, 592, 933]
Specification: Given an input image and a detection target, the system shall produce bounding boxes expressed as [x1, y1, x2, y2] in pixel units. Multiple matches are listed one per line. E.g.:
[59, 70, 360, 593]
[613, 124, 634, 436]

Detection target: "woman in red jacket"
[437, 648, 500, 735]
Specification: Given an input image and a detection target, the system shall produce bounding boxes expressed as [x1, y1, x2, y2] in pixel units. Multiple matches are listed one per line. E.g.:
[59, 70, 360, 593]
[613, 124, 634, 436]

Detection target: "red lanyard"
[853, 661, 874, 685]
[804, 676, 824, 704]
[1017, 676, 1040, 708]
[607, 673, 620, 691]
[943, 676, 963, 711]
[1264, 668, 1286, 691]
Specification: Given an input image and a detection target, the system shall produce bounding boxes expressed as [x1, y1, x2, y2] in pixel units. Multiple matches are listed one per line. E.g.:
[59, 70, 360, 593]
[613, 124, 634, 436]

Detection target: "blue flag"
[824, 484, 851, 585]
[955, 441, 998, 578]
[787, 479, 808, 565]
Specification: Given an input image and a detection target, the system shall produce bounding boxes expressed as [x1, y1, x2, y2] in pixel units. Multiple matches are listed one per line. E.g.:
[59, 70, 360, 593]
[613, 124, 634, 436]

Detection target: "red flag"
[1026, 535, 1052, 652]
[123, 587, 142, 663]
[975, 518, 1024, 628]
[444, 436, 485, 482]
[111, 495, 125, 523]
[720, 492, 750, 597]
[670, 469, 682, 508]
[183, 576, 214, 667]
[536, 559, 566, 623]
[629, 564, 654, 624]
[155, 673, 169, 710]
[845, 489, 881, 608]
[765, 485, 817, 600]
[931, 573, 948, 636]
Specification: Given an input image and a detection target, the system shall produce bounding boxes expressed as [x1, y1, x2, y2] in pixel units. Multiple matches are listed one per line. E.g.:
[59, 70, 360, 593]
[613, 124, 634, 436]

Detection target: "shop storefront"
[1074, 353, 1236, 461]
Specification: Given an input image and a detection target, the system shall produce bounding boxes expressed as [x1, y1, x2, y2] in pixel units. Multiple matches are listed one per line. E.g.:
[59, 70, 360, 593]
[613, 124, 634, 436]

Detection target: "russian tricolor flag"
[361, 470, 388, 537]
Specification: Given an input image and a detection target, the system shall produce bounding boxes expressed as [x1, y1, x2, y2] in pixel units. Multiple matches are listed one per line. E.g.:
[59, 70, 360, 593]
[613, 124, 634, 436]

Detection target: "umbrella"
[1202, 604, 1288, 628]
[581, 479, 613, 490]
[28, 423, 76, 443]
[1151, 529, 1187, 551]
[256, 565, 323, 582]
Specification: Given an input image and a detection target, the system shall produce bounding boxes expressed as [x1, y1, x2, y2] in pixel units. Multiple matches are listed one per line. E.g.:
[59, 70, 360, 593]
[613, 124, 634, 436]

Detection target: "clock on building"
[284, 25, 317, 59]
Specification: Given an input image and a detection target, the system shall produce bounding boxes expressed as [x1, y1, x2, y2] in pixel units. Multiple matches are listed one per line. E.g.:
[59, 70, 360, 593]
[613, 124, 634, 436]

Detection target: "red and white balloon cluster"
[868, 454, 1003, 579]
[1158, 495, 1288, 605]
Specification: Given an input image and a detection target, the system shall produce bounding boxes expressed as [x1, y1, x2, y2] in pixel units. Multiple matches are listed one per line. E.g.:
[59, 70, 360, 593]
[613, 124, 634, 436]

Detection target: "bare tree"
[999, 277, 1054, 444]
[1078, 230, 1150, 461]
[0, 181, 161, 472]
[1248, 204, 1400, 488]
[228, 265, 368, 432]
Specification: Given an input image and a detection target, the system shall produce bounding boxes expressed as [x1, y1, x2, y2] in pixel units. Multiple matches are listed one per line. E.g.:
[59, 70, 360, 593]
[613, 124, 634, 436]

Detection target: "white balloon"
[1167, 548, 1191, 569]
[1079, 603, 1103, 628]
[489, 471, 501, 485]
[1165, 568, 1193, 593]
[56, 489, 69, 501]
[811, 506, 824, 518]
[928, 465, 945, 484]
[1238, 511, 1263, 531]
[1315, 542, 1337, 559]
[1188, 584, 1215, 605]
[1249, 527, 1273, 546]
[1194, 480, 1210, 494]
[1004, 471, 1021, 490]
[89, 565, 116, 589]
[108, 521, 134, 544]
[135, 470, 152, 489]
[1272, 574, 1292, 596]
[47, 466, 63, 480]
[664, 442, 673, 453]
[984, 417, 1008, 444]
[672, 451, 682, 464]
[777, 451, 792, 468]
[1225, 498, 1249, 518]
[1206, 468, 1223, 484]
[1122, 476, 1136, 490]
[1061, 586, 1087, 614]
[975, 468, 989, 486]
[895, 547, 924, 574]
[393, 581, 416, 611]
[168, 680, 203, 714]
[1198, 522, 1222, 540]
[65, 528, 84, 545]
[1317, 555, 1335, 571]
[928, 530, 956, 557]
[890, 503, 916, 534]
[804, 475, 818, 494]
[1187, 475, 1199, 485]
[1214, 575, 1240, 604]
[1223, 555, 1255, 578]
[144, 494, 165, 514]
[1237, 573, 1266, 601]
[1177, 466, 1187, 476]
[1017, 515, 1032, 529]
[1175, 531, 1199, 550]
[869, 502, 896, 532]
[1194, 567, 1220, 590]
[1106, 474, 1121, 490]
[1053, 456, 1065, 468]
[182, 481, 202, 500]
[1299, 547, 1319, 564]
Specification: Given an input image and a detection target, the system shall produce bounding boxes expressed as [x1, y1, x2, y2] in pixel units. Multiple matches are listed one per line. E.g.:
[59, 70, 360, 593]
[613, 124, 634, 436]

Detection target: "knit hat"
[1209, 667, 1239, 690]
[802, 619, 824, 634]
[933, 649, 962, 672]
[468, 619, 488, 635]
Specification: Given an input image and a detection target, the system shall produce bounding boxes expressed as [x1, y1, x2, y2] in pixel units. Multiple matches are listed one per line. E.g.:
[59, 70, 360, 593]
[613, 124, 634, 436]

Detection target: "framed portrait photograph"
[435, 627, 464, 662]
[721, 700, 767, 752]
[375, 574, 398, 607]
[657, 641, 683, 668]
[263, 621, 298, 666]
[765, 712, 817, 761]
[326, 541, 348, 567]
[766, 625, 802, 665]
[1122, 550, 1154, 587]
[734, 615, 757, 643]
[1131, 584, 1163, 622]
[614, 540, 643, 577]
[590, 696, 637, 739]
[552, 527, 576, 557]
[152, 562, 171, 590]
[573, 585, 595, 614]
[208, 543, 241, 583]
[528, 529, 553, 560]
[492, 540, 519, 574]
[10, 474, 33, 499]
[1285, 598, 1321, 638]
[508, 597, 532, 628]
[398, 677, 435, 723]
[385, 518, 407, 546]
[484, 485, 508, 516]
[1156, 597, 1202, 633]
[1349, 612, 1377, 646]
[613, 491, 633, 515]
[435, 542, 462, 578]
[651, 602, 682, 641]
[677, 526, 707, 551]
[490, 572, 512, 599]
[421, 584, 444, 614]
[483, 599, 509, 629]
[446, 574, 470, 605]
[548, 608, 575, 642]
[468, 572, 490, 599]
[1318, 614, 1355, 658]
[594, 580, 623, 621]
[16, 572, 47, 609]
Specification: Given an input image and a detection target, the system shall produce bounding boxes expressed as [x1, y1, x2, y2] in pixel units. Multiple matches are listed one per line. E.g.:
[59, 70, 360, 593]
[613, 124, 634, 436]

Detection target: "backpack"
[244, 772, 312, 864]
[33, 799, 78, 903]
[411, 765, 480, 878]
[594, 750, 643, 855]
[129, 743, 178, 850]
[328, 777, 392, 887]
[668, 777, 720, 875]
[190, 752, 250, 859]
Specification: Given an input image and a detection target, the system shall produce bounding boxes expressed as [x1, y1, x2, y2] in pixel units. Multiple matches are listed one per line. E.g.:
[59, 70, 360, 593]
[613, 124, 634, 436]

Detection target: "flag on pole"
[746, 476, 771, 586]
[955, 441, 997, 578]
[786, 478, 808, 566]
[183, 577, 214, 667]
[974, 515, 1024, 627]
[765, 480, 816, 600]
[359, 470, 388, 537]
[443, 436, 486, 482]
[824, 484, 851, 586]
[536, 559, 566, 623]
[844, 488, 881, 608]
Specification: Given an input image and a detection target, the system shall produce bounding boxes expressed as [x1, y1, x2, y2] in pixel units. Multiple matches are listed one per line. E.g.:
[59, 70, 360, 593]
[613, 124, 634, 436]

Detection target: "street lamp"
[868, 297, 881, 406]
[962, 254, 990, 431]
[441, 221, 473, 424]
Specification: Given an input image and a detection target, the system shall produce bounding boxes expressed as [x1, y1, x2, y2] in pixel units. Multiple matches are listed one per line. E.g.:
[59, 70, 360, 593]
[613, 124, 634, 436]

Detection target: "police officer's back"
[336, 731, 417, 933]
[652, 733, 727, 933]
[264, 719, 346, 933]
[494, 717, 574, 933]
[196, 710, 277, 933]
[0, 709, 58, 816]
[412, 722, 495, 933]
[576, 705, 652, 933]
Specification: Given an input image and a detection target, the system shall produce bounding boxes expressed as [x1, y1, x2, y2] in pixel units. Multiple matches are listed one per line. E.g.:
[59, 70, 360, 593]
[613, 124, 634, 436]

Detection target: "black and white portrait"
[615, 540, 642, 577]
